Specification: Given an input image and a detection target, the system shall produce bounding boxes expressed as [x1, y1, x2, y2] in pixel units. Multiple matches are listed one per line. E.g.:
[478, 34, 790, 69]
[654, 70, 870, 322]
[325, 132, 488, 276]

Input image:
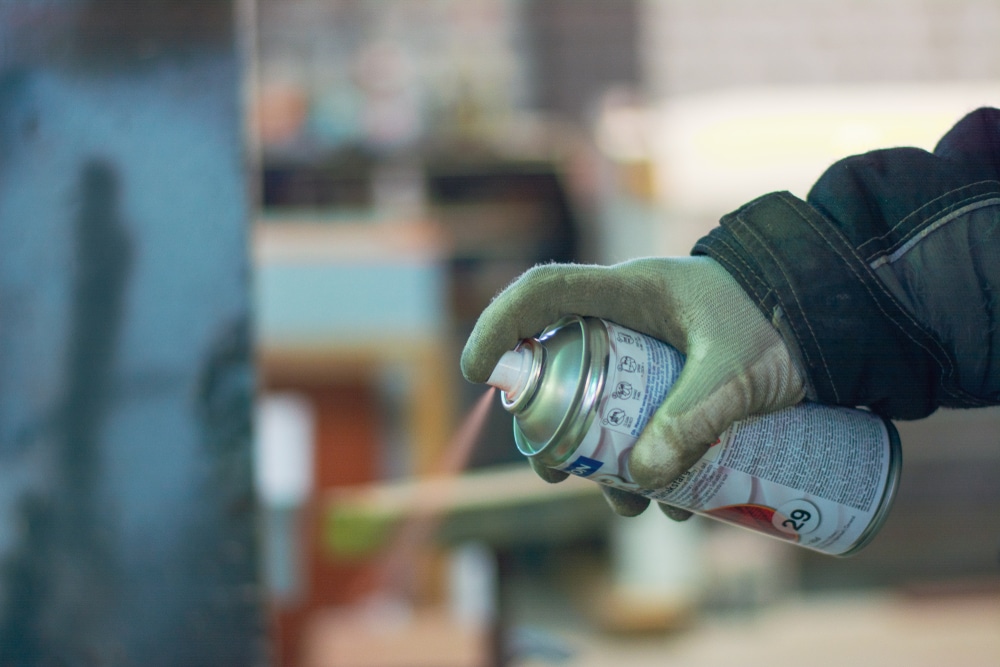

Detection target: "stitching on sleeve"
[779, 193, 959, 388]
[857, 181, 999, 253]
[868, 198, 1000, 269]
[791, 194, 995, 409]
[707, 237, 766, 300]
[874, 192, 1000, 260]
[729, 205, 839, 402]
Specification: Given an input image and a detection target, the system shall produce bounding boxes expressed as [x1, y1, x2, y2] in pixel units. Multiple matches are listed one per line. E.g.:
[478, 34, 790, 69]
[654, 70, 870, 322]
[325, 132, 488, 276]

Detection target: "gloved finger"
[529, 459, 652, 518]
[600, 485, 650, 517]
[528, 457, 569, 484]
[461, 264, 596, 383]
[461, 262, 677, 384]
[657, 502, 693, 522]
[461, 258, 711, 385]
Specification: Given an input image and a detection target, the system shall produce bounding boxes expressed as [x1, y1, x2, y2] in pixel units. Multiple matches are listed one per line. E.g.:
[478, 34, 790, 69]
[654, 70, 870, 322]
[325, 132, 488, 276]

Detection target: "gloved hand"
[461, 256, 806, 519]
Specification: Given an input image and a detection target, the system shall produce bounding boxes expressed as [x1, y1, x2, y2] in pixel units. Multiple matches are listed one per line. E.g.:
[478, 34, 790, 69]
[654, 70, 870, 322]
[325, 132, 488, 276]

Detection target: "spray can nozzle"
[486, 338, 544, 409]
[487, 345, 534, 400]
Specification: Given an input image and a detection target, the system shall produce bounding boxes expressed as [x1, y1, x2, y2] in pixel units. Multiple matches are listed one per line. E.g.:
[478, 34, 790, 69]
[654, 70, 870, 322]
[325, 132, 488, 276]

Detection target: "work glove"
[461, 256, 806, 519]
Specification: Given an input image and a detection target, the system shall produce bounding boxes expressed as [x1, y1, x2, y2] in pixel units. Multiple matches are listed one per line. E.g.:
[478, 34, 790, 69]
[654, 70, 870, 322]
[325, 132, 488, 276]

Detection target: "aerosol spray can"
[487, 316, 901, 556]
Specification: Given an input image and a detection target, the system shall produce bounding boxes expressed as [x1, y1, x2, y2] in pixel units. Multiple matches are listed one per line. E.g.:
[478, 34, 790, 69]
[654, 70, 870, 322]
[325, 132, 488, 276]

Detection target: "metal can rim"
[512, 315, 609, 466]
[835, 416, 903, 557]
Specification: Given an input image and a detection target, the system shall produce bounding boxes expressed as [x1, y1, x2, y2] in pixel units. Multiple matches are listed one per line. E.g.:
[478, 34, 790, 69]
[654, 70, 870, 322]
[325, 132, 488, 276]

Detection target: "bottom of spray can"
[836, 424, 901, 557]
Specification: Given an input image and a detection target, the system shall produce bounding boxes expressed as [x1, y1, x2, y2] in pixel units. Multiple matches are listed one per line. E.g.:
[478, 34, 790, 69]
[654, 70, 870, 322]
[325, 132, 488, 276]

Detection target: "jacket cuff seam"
[778, 193, 960, 392]
[729, 195, 841, 403]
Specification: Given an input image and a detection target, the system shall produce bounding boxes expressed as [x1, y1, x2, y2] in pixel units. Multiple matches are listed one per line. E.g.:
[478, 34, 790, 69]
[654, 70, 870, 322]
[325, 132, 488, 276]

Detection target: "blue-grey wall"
[0, 2, 265, 664]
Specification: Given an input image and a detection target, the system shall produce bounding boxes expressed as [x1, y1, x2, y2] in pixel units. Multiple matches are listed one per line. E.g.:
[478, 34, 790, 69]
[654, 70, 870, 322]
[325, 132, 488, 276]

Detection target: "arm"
[694, 107, 1000, 419]
[462, 107, 1000, 518]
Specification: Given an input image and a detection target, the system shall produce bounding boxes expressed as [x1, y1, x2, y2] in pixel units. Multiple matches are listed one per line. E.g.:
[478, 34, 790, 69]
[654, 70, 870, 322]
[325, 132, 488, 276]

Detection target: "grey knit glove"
[461, 257, 806, 519]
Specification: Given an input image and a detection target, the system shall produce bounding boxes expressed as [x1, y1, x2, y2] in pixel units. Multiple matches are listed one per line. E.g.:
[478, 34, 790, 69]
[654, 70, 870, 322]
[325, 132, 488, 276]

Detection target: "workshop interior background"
[1, 1, 1000, 666]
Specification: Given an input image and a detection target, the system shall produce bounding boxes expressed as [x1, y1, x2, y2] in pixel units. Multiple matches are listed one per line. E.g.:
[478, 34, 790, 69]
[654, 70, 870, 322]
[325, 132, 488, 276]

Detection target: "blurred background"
[2, 1, 1000, 665]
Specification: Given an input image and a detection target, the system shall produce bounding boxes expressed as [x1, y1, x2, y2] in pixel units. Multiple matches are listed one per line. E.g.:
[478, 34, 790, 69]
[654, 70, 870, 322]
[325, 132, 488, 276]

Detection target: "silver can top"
[492, 316, 608, 466]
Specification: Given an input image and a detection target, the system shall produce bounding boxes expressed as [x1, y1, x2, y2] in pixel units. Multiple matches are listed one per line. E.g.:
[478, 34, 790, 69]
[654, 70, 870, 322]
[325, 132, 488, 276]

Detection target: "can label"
[553, 321, 894, 555]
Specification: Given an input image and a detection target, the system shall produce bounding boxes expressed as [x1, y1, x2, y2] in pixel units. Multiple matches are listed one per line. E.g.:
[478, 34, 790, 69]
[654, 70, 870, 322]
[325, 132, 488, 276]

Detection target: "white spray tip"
[487, 347, 533, 400]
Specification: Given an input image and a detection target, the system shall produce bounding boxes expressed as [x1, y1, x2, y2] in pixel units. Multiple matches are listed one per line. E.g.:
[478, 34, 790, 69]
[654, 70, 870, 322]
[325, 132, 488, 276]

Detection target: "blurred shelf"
[253, 218, 451, 353]
[254, 216, 450, 263]
[325, 463, 607, 556]
[253, 217, 455, 477]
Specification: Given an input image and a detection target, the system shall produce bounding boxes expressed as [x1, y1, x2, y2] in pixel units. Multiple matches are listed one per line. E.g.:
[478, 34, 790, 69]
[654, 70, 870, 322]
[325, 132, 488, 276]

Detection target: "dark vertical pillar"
[0, 1, 265, 664]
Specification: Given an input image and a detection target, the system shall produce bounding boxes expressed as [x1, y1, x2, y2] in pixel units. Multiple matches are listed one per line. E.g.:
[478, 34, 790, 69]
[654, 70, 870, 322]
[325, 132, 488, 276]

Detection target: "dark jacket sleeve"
[693, 107, 1000, 420]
